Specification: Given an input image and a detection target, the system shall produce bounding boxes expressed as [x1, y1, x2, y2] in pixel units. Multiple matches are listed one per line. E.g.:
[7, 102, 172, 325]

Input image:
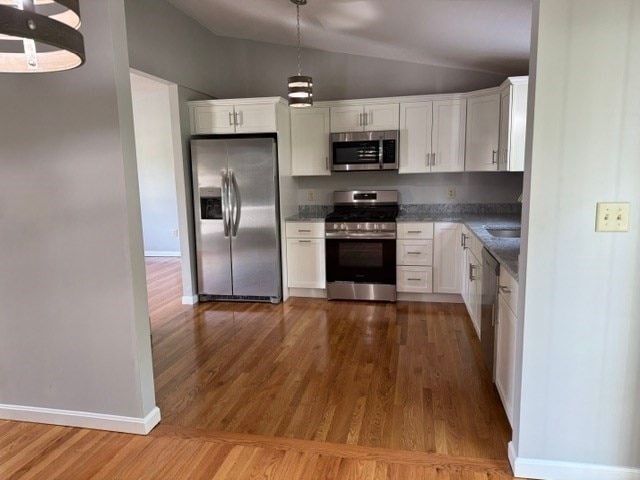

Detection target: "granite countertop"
[285, 213, 326, 222]
[398, 212, 521, 280]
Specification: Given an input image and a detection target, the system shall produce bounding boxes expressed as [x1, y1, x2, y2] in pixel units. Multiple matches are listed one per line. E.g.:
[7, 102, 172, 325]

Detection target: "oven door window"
[326, 239, 396, 285]
[333, 141, 380, 166]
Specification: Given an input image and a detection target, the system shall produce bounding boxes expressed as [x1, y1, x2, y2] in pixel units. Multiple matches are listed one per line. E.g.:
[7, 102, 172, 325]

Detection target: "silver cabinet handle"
[426, 153, 430, 167]
[229, 170, 241, 236]
[326, 156, 329, 171]
[461, 233, 468, 249]
[407, 251, 422, 255]
[499, 285, 511, 293]
[469, 264, 477, 281]
[228, 112, 234, 126]
[358, 112, 363, 127]
[407, 278, 422, 282]
[221, 170, 230, 237]
[407, 230, 422, 234]
[234, 111, 241, 126]
[431, 152, 436, 166]
[298, 229, 311, 233]
[367, 111, 372, 126]
[492, 149, 498, 164]
[298, 240, 312, 243]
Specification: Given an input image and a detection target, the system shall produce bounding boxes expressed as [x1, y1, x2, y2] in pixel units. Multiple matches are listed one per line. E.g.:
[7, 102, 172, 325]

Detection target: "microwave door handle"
[378, 138, 384, 170]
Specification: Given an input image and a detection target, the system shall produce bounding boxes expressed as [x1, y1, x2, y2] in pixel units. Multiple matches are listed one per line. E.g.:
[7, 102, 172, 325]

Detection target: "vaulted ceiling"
[167, 0, 532, 75]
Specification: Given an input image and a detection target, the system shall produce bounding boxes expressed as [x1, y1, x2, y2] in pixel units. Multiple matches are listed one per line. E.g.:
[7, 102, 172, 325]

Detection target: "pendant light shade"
[287, 0, 312, 107]
[0, 0, 85, 73]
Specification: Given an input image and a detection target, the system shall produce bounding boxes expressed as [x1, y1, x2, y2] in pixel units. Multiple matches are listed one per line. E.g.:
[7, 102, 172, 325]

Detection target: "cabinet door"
[286, 239, 326, 289]
[498, 88, 511, 171]
[495, 295, 517, 425]
[433, 223, 462, 294]
[472, 258, 483, 338]
[364, 103, 400, 131]
[234, 104, 277, 133]
[192, 104, 236, 134]
[432, 99, 466, 172]
[465, 93, 501, 171]
[399, 102, 433, 174]
[330, 105, 364, 132]
[291, 107, 331, 176]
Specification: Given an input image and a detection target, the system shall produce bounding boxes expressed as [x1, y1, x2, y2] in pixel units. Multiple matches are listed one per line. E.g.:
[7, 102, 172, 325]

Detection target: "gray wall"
[297, 172, 523, 205]
[513, 0, 640, 476]
[124, 0, 509, 101]
[0, 0, 156, 420]
[131, 72, 180, 255]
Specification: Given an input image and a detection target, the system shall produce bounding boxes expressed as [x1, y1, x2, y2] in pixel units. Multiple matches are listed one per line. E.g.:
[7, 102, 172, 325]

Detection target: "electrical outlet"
[595, 202, 630, 232]
[447, 187, 456, 199]
[171, 229, 179, 237]
[307, 190, 316, 202]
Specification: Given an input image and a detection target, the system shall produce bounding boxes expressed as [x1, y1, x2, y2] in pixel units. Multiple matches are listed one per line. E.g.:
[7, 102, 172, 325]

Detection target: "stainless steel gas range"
[325, 190, 399, 302]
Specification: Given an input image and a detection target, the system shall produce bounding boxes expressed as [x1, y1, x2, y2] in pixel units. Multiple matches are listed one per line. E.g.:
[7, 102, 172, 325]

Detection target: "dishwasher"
[480, 248, 500, 379]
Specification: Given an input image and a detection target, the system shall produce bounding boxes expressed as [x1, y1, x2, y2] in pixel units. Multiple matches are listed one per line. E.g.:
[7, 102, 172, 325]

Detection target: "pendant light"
[287, 0, 312, 107]
[0, 0, 85, 73]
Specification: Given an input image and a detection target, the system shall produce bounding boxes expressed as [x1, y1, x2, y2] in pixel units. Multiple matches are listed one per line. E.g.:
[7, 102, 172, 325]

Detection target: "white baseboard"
[397, 292, 464, 303]
[182, 295, 199, 305]
[0, 404, 161, 435]
[509, 443, 640, 480]
[145, 251, 180, 257]
[288, 288, 327, 299]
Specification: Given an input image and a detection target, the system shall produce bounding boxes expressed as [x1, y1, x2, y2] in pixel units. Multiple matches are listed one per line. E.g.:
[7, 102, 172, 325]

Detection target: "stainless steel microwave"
[330, 130, 399, 172]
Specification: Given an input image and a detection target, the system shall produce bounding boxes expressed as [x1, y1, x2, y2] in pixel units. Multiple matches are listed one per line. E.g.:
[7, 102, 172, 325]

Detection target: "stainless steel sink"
[486, 228, 521, 238]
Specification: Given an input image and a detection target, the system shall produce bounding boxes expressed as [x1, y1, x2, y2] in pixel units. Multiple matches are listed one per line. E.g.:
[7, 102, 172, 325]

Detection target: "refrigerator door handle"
[221, 170, 230, 237]
[229, 170, 242, 237]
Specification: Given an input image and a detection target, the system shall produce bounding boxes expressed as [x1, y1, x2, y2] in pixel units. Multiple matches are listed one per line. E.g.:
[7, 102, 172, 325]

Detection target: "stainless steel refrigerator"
[191, 135, 281, 303]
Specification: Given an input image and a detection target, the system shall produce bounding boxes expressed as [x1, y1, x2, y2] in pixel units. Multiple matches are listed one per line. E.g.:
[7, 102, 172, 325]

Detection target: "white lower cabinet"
[433, 223, 462, 294]
[397, 266, 433, 293]
[286, 222, 325, 289]
[495, 266, 518, 426]
[460, 227, 482, 339]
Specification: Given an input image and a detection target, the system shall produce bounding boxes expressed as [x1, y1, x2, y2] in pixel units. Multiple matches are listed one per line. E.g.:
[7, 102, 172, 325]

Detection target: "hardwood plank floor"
[146, 258, 512, 459]
[0, 420, 519, 479]
[1, 257, 517, 478]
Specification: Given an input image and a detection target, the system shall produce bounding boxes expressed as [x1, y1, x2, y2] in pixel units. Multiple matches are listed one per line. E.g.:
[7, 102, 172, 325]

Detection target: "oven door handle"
[325, 232, 396, 240]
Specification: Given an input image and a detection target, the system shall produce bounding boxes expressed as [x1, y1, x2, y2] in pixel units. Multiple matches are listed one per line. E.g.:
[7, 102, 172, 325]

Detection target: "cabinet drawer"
[397, 240, 433, 266]
[397, 222, 434, 240]
[499, 266, 519, 313]
[397, 266, 433, 293]
[286, 239, 326, 289]
[286, 222, 325, 239]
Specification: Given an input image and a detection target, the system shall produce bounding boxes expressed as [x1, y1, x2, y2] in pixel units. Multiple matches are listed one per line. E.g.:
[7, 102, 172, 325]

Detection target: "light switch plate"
[596, 202, 630, 232]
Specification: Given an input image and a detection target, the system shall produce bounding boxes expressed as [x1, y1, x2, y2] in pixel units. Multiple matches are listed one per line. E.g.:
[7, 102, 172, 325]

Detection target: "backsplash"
[298, 203, 522, 216]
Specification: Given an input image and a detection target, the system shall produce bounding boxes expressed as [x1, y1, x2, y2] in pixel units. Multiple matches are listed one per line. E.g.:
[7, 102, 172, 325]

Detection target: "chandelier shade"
[0, 0, 85, 73]
[287, 0, 312, 107]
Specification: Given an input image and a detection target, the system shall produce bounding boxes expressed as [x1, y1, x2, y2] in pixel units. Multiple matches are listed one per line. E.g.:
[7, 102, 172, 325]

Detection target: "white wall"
[512, 1, 640, 478]
[0, 0, 158, 432]
[124, 0, 511, 101]
[130, 72, 180, 256]
[297, 172, 523, 205]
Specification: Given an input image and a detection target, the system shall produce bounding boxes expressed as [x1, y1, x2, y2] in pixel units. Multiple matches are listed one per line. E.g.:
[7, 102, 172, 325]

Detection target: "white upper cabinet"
[433, 223, 462, 294]
[190, 99, 280, 135]
[291, 107, 331, 176]
[399, 102, 433, 174]
[192, 104, 236, 135]
[432, 99, 467, 172]
[399, 99, 465, 174]
[234, 104, 277, 133]
[330, 103, 399, 132]
[465, 93, 501, 171]
[498, 77, 528, 172]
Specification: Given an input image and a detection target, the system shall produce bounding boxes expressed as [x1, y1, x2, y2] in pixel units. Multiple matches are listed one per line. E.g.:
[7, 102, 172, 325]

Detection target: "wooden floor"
[0, 419, 518, 479]
[1, 257, 518, 479]
[148, 258, 511, 459]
